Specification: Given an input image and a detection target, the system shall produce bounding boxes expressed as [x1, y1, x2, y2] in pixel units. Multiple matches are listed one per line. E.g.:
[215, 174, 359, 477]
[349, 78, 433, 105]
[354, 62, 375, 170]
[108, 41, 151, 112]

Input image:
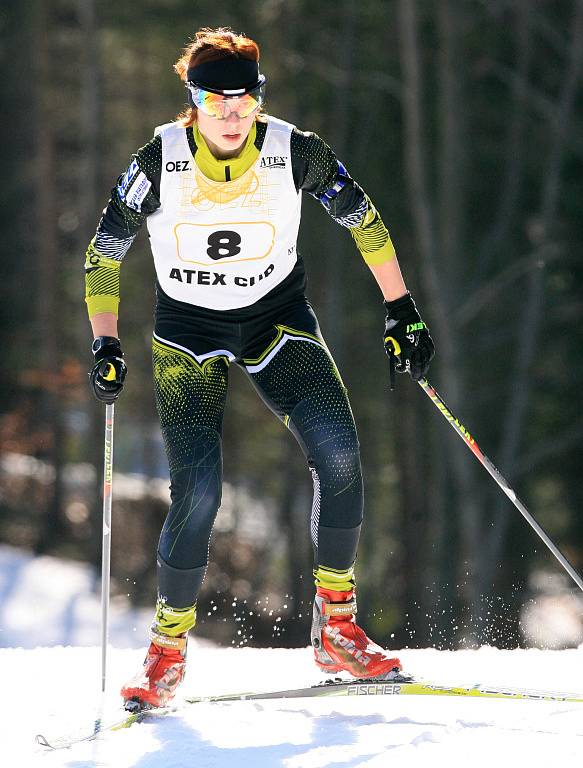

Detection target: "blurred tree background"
[1, 0, 582, 651]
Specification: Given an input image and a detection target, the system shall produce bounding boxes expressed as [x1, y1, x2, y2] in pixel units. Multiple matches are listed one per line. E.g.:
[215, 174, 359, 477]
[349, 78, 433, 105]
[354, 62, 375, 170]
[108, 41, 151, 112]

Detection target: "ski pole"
[101, 402, 115, 692]
[417, 377, 583, 594]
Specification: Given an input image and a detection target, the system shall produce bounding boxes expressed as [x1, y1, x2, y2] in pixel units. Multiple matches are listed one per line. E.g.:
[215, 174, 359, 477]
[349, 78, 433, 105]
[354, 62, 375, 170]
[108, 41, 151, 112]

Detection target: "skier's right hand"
[89, 336, 127, 404]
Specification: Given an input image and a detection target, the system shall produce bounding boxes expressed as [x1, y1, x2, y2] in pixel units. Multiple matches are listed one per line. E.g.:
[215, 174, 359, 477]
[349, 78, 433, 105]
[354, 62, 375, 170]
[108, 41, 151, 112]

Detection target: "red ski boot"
[311, 586, 402, 679]
[121, 628, 187, 709]
[121, 600, 195, 709]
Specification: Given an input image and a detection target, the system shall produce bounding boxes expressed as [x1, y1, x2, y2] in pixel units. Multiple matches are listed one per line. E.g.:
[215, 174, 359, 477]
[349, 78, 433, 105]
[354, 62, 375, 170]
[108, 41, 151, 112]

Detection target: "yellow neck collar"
[193, 122, 259, 182]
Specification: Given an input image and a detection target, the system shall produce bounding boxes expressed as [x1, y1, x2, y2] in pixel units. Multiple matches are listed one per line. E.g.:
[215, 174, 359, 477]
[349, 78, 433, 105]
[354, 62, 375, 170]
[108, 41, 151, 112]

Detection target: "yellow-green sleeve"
[84, 238, 121, 318]
[349, 196, 396, 266]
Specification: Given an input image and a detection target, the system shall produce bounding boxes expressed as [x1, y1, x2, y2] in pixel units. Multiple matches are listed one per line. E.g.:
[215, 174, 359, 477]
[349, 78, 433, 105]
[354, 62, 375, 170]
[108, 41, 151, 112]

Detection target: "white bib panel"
[147, 117, 301, 310]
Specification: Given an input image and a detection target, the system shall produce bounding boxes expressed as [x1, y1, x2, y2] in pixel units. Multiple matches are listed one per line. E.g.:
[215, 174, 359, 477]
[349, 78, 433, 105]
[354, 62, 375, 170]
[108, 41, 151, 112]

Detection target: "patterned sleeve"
[290, 128, 395, 265]
[84, 134, 162, 318]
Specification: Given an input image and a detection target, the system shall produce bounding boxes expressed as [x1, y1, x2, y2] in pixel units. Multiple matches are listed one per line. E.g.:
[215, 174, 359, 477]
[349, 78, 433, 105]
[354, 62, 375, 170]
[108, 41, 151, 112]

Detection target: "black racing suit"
[86, 117, 394, 607]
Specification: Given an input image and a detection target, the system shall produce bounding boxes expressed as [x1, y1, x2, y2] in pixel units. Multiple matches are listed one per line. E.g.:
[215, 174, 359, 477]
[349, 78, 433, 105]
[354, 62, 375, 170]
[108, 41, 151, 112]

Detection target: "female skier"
[86, 27, 434, 709]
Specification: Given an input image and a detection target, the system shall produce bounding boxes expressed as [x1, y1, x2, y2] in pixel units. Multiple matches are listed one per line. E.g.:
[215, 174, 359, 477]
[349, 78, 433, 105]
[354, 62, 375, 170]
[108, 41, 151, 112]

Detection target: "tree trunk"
[477, 0, 533, 281]
[33, 0, 65, 554]
[437, 0, 465, 288]
[435, 0, 486, 633]
[323, 0, 355, 367]
[482, 0, 583, 601]
[78, 0, 103, 567]
[398, 0, 480, 640]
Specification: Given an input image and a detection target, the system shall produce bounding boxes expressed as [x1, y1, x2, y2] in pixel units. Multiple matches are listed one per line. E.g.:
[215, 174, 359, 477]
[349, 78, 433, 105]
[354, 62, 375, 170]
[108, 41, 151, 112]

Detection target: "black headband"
[186, 58, 263, 92]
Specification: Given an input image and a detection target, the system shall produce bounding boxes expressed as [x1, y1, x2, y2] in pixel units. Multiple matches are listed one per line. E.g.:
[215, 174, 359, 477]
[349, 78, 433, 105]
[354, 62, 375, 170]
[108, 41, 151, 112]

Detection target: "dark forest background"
[1, 0, 582, 651]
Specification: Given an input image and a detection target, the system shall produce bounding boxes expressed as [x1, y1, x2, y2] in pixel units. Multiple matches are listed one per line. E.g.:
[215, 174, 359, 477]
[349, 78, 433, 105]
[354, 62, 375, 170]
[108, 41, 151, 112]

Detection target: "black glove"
[384, 292, 434, 389]
[89, 336, 127, 404]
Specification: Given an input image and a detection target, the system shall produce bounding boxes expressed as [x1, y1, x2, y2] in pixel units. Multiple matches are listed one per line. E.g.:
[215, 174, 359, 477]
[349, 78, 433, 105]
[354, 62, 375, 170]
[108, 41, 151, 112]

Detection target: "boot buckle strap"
[149, 626, 187, 652]
[323, 598, 357, 617]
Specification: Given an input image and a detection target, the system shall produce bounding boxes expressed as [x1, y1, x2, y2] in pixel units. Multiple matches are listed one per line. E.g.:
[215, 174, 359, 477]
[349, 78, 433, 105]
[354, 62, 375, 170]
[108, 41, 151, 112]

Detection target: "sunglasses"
[186, 83, 265, 119]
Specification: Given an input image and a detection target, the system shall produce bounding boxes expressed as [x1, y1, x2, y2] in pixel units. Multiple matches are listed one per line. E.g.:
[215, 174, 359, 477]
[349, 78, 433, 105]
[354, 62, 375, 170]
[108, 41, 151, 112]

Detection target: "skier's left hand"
[383, 292, 434, 389]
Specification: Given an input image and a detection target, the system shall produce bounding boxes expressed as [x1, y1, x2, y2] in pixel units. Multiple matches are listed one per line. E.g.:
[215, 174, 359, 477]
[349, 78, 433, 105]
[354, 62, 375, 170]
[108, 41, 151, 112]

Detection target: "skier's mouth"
[223, 133, 242, 141]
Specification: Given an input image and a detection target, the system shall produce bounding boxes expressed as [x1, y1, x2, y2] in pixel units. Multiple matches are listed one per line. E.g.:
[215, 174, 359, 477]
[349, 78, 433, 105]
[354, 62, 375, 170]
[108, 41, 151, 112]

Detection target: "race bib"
[173, 221, 276, 267]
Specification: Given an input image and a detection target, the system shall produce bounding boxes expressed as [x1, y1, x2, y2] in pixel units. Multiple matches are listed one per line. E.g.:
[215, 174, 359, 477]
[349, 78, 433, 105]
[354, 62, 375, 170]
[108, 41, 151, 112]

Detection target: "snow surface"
[2, 545, 583, 766]
[4, 644, 583, 766]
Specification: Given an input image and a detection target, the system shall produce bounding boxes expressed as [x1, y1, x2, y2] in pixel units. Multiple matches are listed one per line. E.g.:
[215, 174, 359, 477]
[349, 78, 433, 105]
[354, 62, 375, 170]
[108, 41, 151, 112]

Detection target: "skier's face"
[197, 108, 256, 159]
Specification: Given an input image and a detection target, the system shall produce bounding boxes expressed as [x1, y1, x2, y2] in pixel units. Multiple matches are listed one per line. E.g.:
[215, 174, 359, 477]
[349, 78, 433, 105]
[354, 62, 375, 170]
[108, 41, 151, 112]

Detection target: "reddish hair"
[174, 27, 262, 127]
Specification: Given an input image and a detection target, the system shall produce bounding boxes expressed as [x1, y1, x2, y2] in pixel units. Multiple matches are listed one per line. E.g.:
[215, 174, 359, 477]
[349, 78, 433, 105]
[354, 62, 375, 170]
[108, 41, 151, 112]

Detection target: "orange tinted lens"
[198, 92, 227, 118]
[233, 94, 260, 118]
[195, 91, 259, 119]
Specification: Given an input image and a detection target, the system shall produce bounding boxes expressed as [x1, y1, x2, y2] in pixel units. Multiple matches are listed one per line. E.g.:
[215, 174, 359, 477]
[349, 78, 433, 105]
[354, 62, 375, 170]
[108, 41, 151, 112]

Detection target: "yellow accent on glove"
[384, 335, 402, 356]
[102, 363, 117, 382]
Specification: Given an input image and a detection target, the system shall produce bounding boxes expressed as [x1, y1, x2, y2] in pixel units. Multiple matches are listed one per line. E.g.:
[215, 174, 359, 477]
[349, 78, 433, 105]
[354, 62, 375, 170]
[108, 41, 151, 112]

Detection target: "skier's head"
[174, 27, 266, 153]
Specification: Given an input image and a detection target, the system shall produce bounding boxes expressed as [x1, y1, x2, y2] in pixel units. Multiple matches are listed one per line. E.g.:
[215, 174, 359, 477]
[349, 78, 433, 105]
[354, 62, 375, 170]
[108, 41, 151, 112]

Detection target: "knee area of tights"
[312, 448, 362, 487]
